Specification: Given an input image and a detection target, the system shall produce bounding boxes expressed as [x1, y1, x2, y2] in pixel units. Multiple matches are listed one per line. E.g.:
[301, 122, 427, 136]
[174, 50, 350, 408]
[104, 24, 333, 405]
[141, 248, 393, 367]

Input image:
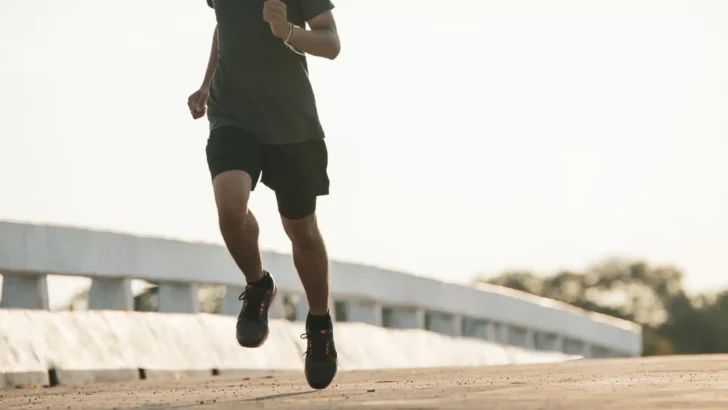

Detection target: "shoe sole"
[251, 283, 278, 348]
[308, 368, 337, 390]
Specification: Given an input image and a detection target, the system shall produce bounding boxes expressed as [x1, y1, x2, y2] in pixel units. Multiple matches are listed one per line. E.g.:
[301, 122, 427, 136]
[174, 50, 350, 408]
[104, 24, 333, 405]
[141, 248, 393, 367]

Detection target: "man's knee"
[282, 214, 323, 249]
[213, 170, 252, 224]
[275, 189, 317, 221]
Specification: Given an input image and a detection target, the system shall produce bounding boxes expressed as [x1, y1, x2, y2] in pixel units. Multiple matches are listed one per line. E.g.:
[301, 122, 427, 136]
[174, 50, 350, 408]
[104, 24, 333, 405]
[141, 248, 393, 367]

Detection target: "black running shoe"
[236, 271, 277, 348]
[301, 315, 338, 390]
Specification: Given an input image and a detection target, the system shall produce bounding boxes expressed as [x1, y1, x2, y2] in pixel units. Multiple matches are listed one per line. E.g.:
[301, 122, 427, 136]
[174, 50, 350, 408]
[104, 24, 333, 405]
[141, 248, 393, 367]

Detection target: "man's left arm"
[264, 0, 340, 60]
[288, 6, 340, 60]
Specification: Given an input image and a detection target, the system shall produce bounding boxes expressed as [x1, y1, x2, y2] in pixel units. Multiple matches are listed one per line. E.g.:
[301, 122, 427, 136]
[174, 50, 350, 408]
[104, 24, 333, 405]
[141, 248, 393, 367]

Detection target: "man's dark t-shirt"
[206, 0, 334, 145]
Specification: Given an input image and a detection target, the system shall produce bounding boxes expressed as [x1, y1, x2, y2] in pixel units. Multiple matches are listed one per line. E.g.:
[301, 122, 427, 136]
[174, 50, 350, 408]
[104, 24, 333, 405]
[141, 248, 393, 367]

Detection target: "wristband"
[283, 22, 306, 56]
[284, 22, 294, 43]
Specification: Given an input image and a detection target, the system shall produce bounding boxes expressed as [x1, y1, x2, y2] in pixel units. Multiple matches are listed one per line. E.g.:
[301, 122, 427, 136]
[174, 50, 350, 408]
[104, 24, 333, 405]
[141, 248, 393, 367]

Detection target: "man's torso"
[206, 0, 332, 145]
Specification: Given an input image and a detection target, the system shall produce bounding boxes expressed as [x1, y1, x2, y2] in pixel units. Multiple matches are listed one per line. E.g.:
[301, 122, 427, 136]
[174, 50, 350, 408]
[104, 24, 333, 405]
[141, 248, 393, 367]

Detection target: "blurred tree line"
[475, 258, 728, 356]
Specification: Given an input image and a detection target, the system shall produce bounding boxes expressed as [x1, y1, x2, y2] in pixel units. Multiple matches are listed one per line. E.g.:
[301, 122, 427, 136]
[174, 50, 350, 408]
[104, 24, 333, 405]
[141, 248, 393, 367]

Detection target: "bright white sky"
[1, 0, 727, 307]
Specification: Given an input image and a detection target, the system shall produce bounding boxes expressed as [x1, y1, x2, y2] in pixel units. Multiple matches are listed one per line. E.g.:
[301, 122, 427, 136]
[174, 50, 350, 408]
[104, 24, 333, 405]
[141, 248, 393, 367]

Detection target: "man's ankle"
[306, 310, 332, 329]
[246, 270, 270, 287]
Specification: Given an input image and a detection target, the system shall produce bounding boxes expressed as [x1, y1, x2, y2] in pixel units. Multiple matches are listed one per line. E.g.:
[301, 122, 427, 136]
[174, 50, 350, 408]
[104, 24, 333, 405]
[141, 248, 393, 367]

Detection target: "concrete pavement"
[3, 354, 728, 409]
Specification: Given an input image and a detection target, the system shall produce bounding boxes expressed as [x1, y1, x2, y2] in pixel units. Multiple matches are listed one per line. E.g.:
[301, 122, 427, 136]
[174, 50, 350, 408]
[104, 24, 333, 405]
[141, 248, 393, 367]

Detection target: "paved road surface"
[3, 355, 728, 409]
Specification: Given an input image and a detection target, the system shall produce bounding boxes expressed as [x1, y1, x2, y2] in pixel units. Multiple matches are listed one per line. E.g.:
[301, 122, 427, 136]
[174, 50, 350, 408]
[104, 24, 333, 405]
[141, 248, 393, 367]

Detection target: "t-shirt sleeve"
[300, 0, 335, 22]
[206, 0, 213, 8]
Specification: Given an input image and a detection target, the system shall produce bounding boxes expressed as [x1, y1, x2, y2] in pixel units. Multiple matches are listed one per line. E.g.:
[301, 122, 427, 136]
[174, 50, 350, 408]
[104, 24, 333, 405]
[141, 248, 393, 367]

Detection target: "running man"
[187, 0, 340, 390]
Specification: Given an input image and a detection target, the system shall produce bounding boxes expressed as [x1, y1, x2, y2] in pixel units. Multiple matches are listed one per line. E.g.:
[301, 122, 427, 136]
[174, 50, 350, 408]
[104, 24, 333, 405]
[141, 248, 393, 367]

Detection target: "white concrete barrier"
[0, 310, 579, 388]
[0, 221, 643, 358]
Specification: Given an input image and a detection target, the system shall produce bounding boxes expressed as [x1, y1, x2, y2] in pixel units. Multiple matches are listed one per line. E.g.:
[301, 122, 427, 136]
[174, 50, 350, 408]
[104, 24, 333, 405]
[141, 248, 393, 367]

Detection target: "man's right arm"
[188, 25, 218, 119]
[201, 25, 218, 90]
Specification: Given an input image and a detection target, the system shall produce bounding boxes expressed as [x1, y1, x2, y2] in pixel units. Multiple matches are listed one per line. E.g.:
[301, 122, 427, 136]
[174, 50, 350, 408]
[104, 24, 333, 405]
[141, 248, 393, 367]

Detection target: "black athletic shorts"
[206, 126, 330, 220]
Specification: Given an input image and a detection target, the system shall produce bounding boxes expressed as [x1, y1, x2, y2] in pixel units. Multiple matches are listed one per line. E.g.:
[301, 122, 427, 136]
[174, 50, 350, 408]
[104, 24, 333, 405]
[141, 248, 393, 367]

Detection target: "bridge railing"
[0, 221, 642, 358]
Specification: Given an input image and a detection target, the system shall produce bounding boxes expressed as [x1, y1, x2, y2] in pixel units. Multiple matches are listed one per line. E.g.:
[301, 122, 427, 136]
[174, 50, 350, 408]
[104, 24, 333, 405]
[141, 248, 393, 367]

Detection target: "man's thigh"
[206, 126, 263, 189]
[261, 139, 330, 220]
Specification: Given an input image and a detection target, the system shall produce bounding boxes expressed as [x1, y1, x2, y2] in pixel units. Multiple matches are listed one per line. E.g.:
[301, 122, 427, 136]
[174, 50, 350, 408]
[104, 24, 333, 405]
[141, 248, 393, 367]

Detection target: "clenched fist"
[187, 87, 209, 120]
[263, 0, 290, 39]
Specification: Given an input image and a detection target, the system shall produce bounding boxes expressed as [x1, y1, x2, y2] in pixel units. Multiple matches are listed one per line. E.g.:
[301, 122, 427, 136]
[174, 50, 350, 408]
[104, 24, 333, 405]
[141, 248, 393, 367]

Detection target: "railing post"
[524, 329, 535, 350]
[485, 321, 497, 341]
[453, 315, 463, 337]
[581, 341, 593, 358]
[158, 282, 199, 314]
[88, 278, 134, 311]
[0, 273, 49, 310]
[498, 323, 511, 344]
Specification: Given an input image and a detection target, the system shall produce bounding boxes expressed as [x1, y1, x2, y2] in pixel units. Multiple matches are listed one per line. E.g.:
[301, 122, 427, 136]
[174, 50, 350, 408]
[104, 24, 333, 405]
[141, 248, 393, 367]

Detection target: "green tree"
[475, 258, 714, 356]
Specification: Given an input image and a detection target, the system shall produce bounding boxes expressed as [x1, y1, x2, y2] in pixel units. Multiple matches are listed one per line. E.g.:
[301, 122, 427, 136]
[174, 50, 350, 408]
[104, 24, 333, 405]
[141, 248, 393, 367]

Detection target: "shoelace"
[238, 284, 266, 320]
[300, 330, 331, 361]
